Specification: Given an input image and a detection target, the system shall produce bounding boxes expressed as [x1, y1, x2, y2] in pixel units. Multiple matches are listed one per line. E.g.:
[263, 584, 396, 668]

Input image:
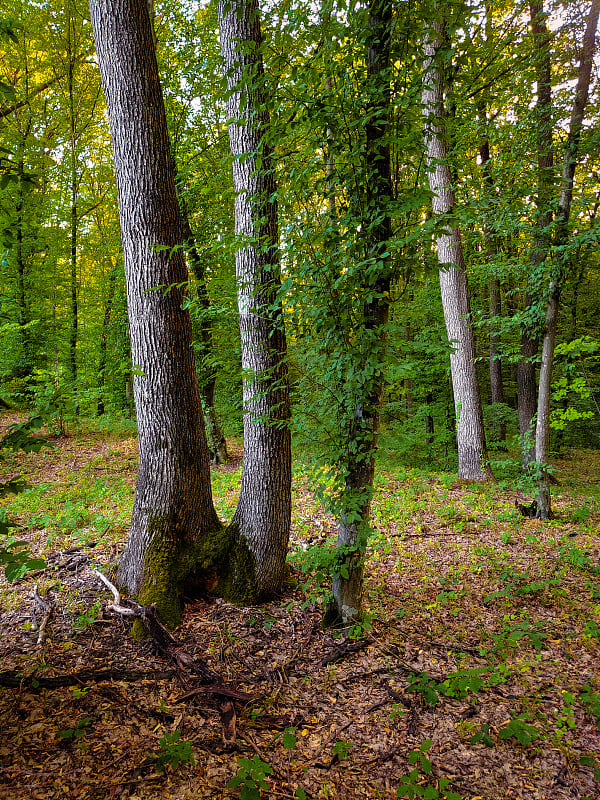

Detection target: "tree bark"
[422, 19, 492, 482]
[97, 257, 117, 417]
[328, 0, 393, 626]
[66, 11, 79, 398]
[516, 1, 554, 471]
[89, 0, 242, 628]
[533, 0, 600, 518]
[478, 108, 506, 448]
[219, 0, 291, 598]
[173, 160, 229, 465]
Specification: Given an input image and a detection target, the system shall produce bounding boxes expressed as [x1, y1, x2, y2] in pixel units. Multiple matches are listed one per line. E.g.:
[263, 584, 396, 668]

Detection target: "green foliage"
[228, 755, 273, 800]
[470, 723, 495, 748]
[0, 523, 45, 581]
[0, 412, 49, 580]
[407, 668, 489, 707]
[331, 740, 354, 762]
[282, 727, 297, 749]
[58, 717, 92, 742]
[488, 618, 548, 653]
[72, 601, 100, 632]
[155, 730, 195, 773]
[580, 755, 600, 783]
[497, 715, 539, 746]
[558, 543, 600, 575]
[397, 741, 462, 799]
[580, 685, 600, 731]
[484, 567, 560, 604]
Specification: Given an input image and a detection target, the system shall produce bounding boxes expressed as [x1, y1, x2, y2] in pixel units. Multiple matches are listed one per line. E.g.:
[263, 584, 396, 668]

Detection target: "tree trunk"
[90, 0, 250, 629]
[67, 16, 79, 399]
[517, 311, 538, 467]
[533, 0, 600, 518]
[422, 20, 492, 482]
[478, 109, 506, 448]
[174, 161, 229, 465]
[97, 258, 117, 417]
[15, 159, 33, 380]
[219, 0, 291, 597]
[328, 0, 393, 626]
[517, 1, 554, 471]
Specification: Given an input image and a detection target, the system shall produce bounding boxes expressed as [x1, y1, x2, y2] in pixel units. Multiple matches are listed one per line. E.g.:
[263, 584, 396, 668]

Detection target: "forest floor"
[0, 412, 599, 800]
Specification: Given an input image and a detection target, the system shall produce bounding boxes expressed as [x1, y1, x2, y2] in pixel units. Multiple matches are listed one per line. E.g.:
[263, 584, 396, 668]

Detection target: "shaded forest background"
[0, 0, 599, 474]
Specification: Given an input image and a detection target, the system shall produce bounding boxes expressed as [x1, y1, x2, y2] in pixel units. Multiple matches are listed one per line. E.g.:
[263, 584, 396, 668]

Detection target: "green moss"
[215, 520, 258, 603]
[133, 513, 258, 634]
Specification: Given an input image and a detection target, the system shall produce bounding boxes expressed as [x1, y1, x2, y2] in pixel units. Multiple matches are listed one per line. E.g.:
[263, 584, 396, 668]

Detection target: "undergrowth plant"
[396, 740, 461, 799]
[155, 730, 195, 772]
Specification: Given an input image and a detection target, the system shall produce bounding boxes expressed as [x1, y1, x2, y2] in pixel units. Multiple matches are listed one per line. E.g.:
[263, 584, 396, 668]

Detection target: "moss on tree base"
[131, 518, 258, 634]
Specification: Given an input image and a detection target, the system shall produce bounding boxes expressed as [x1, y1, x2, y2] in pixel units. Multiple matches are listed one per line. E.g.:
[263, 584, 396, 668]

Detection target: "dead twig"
[31, 585, 53, 646]
[321, 638, 373, 666]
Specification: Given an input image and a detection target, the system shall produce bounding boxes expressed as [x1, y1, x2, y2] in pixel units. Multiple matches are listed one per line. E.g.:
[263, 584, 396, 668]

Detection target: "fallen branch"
[321, 638, 373, 666]
[31, 585, 53, 646]
[91, 568, 256, 742]
[0, 668, 175, 689]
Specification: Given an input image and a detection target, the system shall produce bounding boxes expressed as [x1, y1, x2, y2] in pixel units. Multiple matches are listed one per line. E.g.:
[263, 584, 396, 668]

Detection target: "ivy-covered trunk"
[329, 0, 393, 626]
[422, 18, 492, 482]
[219, 0, 291, 597]
[90, 0, 251, 628]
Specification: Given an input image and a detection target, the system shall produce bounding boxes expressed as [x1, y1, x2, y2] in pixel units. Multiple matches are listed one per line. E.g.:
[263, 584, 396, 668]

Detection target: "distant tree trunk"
[478, 114, 506, 448]
[533, 0, 600, 518]
[97, 259, 117, 417]
[489, 279, 506, 445]
[219, 0, 291, 597]
[66, 17, 79, 399]
[517, 313, 538, 467]
[425, 391, 435, 448]
[422, 19, 492, 482]
[173, 161, 228, 465]
[90, 0, 254, 629]
[517, 1, 553, 471]
[15, 159, 33, 380]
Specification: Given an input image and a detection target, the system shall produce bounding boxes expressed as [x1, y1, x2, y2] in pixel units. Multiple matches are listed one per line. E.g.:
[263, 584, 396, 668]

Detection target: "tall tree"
[89, 0, 255, 628]
[328, 0, 394, 625]
[516, 0, 554, 470]
[218, 0, 292, 597]
[422, 9, 493, 482]
[533, 0, 600, 518]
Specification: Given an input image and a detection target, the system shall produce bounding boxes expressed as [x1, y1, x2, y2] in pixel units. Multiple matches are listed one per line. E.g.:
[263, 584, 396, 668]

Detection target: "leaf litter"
[0, 415, 599, 800]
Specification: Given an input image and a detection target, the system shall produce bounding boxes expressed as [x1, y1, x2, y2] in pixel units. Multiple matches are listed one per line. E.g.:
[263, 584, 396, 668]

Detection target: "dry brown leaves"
[0, 418, 599, 800]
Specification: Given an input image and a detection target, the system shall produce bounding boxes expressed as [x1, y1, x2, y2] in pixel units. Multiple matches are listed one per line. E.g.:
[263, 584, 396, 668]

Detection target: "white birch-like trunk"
[219, 0, 291, 597]
[422, 23, 492, 482]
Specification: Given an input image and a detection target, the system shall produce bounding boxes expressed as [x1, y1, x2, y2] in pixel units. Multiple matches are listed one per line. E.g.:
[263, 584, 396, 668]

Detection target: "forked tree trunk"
[219, 0, 291, 597]
[90, 0, 250, 629]
[533, 0, 600, 518]
[422, 20, 492, 482]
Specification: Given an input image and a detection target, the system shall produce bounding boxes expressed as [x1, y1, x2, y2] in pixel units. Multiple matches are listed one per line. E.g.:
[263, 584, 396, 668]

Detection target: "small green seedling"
[156, 730, 195, 772]
[228, 755, 273, 800]
[58, 717, 92, 742]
